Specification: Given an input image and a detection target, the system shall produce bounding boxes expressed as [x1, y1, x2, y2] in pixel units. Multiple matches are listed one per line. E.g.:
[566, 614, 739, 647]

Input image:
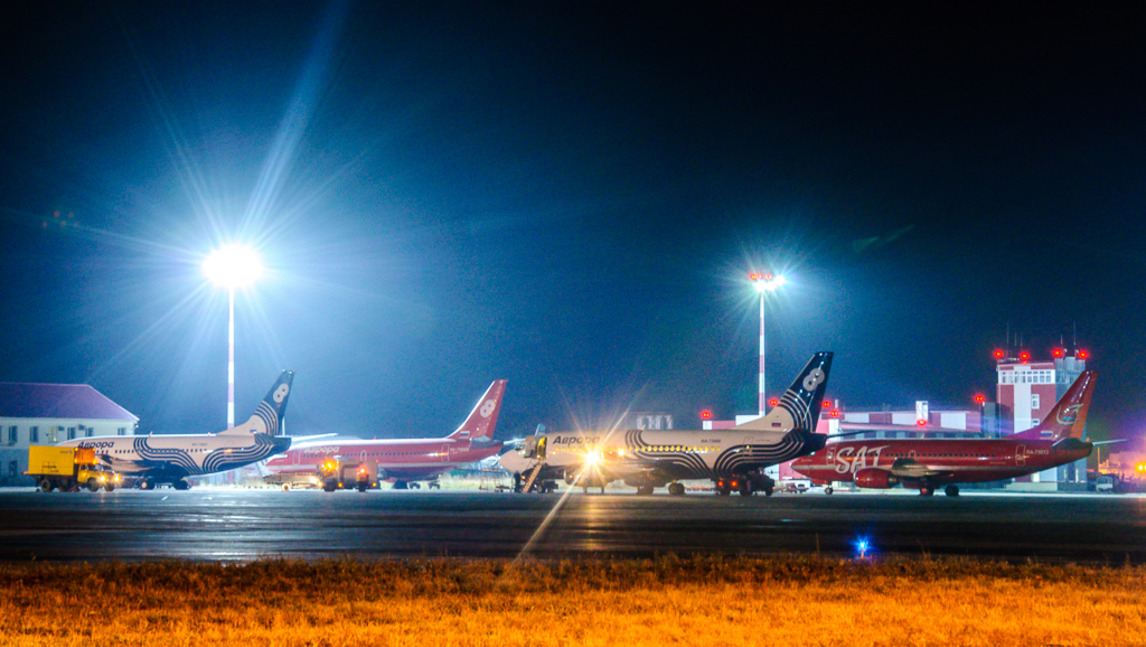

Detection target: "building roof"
[0, 383, 138, 422]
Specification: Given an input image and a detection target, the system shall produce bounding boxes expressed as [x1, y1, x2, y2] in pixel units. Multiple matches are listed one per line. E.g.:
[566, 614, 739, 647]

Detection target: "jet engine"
[854, 468, 899, 489]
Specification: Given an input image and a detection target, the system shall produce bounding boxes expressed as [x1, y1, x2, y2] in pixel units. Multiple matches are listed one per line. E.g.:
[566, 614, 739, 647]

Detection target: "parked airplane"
[61, 370, 295, 490]
[500, 352, 834, 496]
[263, 379, 507, 490]
[791, 370, 1097, 496]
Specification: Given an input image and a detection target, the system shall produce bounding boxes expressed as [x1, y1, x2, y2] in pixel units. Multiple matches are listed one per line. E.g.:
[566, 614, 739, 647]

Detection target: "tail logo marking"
[803, 368, 826, 392]
[479, 399, 497, 418]
[1057, 403, 1082, 425]
[273, 384, 290, 403]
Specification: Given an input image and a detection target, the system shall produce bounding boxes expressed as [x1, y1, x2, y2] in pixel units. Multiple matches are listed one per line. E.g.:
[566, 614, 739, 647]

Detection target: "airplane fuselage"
[792, 438, 1092, 487]
[502, 427, 825, 486]
[265, 438, 503, 481]
[61, 432, 291, 480]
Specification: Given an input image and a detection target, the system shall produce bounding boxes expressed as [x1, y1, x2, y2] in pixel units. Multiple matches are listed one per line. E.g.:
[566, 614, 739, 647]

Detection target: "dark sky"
[1, 2, 1143, 441]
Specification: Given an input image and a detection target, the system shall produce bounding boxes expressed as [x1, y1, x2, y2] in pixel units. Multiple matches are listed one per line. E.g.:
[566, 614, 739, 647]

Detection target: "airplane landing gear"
[636, 485, 654, 496]
[919, 486, 935, 496]
[668, 482, 686, 496]
[945, 485, 960, 497]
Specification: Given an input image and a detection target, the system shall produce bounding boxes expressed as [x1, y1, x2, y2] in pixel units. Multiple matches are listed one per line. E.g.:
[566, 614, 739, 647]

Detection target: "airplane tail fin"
[734, 352, 833, 432]
[447, 380, 507, 442]
[1011, 370, 1095, 442]
[220, 370, 295, 436]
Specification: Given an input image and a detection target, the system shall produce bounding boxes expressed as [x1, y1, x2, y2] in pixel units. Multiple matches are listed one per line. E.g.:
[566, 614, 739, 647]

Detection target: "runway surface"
[2, 488, 1144, 563]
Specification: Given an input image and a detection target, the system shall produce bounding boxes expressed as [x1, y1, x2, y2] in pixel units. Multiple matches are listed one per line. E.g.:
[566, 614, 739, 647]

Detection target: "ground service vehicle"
[26, 446, 120, 492]
[318, 458, 378, 492]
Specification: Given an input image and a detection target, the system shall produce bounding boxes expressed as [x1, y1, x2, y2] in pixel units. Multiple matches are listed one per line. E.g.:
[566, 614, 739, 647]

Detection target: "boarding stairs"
[521, 461, 545, 493]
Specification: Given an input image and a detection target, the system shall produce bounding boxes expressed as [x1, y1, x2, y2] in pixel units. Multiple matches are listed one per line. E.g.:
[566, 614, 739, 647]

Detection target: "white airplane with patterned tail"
[60, 370, 295, 490]
[500, 352, 833, 496]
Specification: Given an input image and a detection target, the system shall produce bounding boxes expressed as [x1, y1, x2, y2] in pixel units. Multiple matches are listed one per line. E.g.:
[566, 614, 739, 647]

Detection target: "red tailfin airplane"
[264, 380, 506, 491]
[791, 371, 1096, 496]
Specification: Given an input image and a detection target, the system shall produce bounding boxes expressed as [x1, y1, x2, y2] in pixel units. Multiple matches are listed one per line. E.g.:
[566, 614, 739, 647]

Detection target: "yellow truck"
[25, 446, 120, 492]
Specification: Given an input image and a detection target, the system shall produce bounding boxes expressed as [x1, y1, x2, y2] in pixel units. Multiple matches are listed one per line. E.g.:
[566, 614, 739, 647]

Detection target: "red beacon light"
[828, 409, 840, 418]
[700, 409, 713, 421]
[974, 394, 986, 405]
[1018, 351, 1031, 363]
[1052, 347, 1065, 359]
[993, 349, 1005, 360]
[916, 419, 928, 427]
[822, 399, 832, 409]
[1078, 349, 1090, 360]
[768, 397, 779, 408]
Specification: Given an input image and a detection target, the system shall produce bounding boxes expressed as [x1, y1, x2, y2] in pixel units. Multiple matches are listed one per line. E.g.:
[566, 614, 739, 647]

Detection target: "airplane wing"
[887, 457, 947, 480]
[285, 433, 339, 444]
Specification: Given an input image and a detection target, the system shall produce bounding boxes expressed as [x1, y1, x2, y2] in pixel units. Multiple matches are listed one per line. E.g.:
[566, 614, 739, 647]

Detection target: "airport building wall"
[0, 383, 138, 486]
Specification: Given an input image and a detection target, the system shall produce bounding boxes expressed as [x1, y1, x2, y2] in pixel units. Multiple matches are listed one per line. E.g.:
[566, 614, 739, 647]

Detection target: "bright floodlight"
[752, 273, 786, 293]
[202, 245, 264, 289]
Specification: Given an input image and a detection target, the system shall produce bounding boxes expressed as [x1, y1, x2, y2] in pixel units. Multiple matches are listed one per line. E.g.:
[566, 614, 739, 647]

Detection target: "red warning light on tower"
[822, 399, 832, 409]
[974, 394, 986, 405]
[768, 397, 779, 408]
[1018, 351, 1030, 363]
[1052, 347, 1065, 358]
[1078, 350, 1090, 360]
[700, 409, 713, 421]
[916, 419, 927, 426]
[993, 349, 1005, 360]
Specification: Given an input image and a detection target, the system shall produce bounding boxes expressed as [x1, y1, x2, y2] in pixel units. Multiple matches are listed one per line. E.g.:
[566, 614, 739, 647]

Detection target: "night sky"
[1, 2, 1143, 441]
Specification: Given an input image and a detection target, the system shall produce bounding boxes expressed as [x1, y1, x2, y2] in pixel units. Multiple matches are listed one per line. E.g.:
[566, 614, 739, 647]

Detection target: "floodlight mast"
[202, 245, 263, 428]
[749, 272, 785, 417]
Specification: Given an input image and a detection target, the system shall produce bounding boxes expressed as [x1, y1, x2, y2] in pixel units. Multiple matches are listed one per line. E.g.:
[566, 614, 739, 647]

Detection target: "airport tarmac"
[1, 488, 1144, 564]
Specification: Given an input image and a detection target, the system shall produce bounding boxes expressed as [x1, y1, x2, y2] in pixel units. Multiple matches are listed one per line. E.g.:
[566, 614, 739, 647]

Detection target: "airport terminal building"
[0, 383, 138, 486]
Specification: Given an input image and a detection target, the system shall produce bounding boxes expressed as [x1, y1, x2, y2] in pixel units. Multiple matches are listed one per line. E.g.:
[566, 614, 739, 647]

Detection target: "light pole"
[749, 272, 785, 417]
[202, 244, 263, 428]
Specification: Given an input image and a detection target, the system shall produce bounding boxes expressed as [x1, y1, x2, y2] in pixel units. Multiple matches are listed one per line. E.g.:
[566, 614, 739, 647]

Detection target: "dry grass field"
[1, 555, 1143, 646]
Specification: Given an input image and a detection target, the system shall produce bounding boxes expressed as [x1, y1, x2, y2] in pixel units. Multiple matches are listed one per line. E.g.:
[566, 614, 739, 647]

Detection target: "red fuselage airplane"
[791, 371, 1096, 496]
[265, 380, 506, 489]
